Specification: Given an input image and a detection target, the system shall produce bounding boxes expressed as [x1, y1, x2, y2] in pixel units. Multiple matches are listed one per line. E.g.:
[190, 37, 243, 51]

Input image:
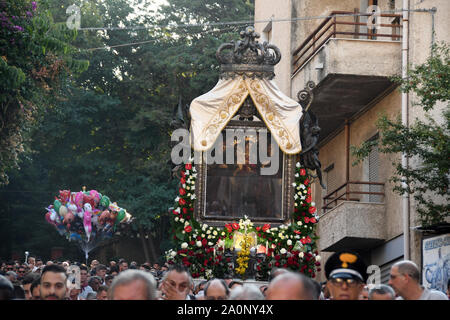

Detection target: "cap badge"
[339, 253, 357, 268]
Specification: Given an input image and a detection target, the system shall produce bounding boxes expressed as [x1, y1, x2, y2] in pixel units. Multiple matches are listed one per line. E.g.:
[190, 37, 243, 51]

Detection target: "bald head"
[393, 260, 420, 283]
[204, 279, 229, 300]
[266, 272, 316, 300]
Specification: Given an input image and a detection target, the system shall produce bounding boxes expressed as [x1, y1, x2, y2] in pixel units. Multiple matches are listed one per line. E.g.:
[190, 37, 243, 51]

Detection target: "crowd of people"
[0, 250, 448, 300]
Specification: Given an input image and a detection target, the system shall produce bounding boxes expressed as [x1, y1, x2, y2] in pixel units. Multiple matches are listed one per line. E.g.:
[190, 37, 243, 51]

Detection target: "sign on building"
[422, 234, 450, 294]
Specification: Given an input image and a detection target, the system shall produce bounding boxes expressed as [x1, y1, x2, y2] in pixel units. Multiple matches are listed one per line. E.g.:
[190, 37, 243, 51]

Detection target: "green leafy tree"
[0, 0, 88, 186]
[352, 43, 450, 227]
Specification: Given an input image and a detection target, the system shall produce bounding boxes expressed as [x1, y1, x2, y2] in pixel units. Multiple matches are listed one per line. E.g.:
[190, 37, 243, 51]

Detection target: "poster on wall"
[422, 233, 450, 294]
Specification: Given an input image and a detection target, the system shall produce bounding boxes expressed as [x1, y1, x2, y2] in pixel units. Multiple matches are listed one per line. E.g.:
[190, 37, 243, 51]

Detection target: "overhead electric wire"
[78, 8, 436, 51]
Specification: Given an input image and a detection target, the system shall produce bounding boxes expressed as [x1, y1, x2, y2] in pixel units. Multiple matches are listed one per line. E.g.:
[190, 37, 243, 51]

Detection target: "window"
[263, 21, 272, 43]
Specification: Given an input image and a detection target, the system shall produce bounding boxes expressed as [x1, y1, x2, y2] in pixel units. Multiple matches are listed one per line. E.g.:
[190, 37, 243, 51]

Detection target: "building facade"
[254, 0, 449, 284]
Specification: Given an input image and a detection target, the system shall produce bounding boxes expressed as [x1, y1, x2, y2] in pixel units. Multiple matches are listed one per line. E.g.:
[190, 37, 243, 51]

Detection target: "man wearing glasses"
[324, 250, 368, 300]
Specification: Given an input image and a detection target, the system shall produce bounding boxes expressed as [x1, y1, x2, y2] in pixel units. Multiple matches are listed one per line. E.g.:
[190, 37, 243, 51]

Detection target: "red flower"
[304, 178, 310, 186]
[262, 224, 271, 232]
[182, 207, 188, 214]
[225, 224, 232, 233]
[185, 163, 192, 170]
[294, 230, 301, 235]
[179, 198, 186, 205]
[184, 225, 192, 233]
[306, 196, 312, 203]
[299, 168, 306, 176]
[179, 188, 186, 196]
[310, 217, 317, 223]
[181, 171, 186, 178]
[256, 226, 261, 231]
[308, 206, 316, 214]
[232, 223, 240, 230]
[304, 217, 310, 223]
[180, 178, 186, 185]
[202, 238, 207, 246]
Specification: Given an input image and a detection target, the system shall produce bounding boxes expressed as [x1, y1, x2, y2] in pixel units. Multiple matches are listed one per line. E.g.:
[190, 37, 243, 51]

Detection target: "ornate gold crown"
[216, 26, 281, 80]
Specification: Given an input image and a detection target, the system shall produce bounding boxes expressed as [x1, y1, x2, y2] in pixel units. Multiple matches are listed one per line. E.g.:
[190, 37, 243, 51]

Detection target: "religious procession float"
[165, 27, 324, 281]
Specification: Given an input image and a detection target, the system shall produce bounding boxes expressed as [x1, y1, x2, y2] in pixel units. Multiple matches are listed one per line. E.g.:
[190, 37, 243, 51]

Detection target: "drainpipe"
[401, 0, 410, 260]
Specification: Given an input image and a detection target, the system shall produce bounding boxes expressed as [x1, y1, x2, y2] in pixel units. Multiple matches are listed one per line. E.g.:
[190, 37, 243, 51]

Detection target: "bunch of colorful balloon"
[45, 188, 133, 243]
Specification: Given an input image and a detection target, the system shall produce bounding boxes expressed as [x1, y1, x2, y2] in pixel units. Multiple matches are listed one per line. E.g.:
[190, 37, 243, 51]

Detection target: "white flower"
[295, 173, 299, 177]
[311, 202, 316, 207]
[208, 242, 213, 246]
[316, 255, 321, 262]
[192, 173, 197, 178]
[295, 235, 300, 239]
[191, 185, 195, 190]
[294, 194, 298, 200]
[221, 232, 225, 236]
[182, 230, 185, 234]
[180, 218, 185, 223]
[175, 207, 181, 213]
[187, 193, 191, 197]
[186, 186, 190, 190]
[280, 248, 287, 254]
[175, 217, 179, 222]
[287, 240, 292, 246]
[184, 221, 190, 226]
[171, 251, 177, 258]
[271, 244, 276, 249]
[213, 230, 218, 236]
[191, 194, 196, 200]
[181, 242, 188, 249]
[296, 162, 300, 168]
[201, 234, 205, 238]
[175, 196, 180, 202]
[207, 235, 212, 239]
[182, 184, 186, 188]
[185, 170, 190, 175]
[278, 232, 284, 238]
[196, 241, 202, 247]
[299, 252, 304, 258]
[292, 183, 296, 187]
[294, 202, 298, 207]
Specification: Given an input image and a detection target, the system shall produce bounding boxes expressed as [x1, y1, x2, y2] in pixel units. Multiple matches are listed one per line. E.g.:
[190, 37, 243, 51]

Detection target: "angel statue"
[298, 81, 326, 189]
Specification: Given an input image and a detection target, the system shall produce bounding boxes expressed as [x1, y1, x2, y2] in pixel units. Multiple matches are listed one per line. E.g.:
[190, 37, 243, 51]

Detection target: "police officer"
[324, 250, 368, 300]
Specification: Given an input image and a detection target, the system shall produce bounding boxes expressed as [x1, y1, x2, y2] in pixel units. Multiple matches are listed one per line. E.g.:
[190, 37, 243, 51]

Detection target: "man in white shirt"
[388, 260, 448, 300]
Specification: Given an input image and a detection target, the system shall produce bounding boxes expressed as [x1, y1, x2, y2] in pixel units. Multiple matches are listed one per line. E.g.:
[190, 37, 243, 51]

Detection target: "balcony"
[318, 181, 386, 252]
[292, 11, 402, 142]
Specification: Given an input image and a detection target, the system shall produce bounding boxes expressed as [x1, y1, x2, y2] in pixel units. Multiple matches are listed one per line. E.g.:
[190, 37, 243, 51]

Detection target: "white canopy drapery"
[190, 77, 303, 154]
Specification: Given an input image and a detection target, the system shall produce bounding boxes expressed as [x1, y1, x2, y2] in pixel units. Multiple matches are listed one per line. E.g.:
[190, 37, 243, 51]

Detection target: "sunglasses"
[330, 277, 361, 288]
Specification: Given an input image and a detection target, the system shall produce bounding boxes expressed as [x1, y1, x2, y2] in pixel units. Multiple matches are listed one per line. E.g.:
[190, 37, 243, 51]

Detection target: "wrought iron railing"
[322, 180, 385, 213]
[292, 10, 402, 75]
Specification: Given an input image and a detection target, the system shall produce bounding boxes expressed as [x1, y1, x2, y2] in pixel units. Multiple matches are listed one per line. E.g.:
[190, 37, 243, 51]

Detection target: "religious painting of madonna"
[201, 122, 285, 222]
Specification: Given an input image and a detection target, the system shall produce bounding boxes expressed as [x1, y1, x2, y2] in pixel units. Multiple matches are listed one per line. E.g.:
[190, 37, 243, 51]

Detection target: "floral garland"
[166, 161, 321, 280]
[235, 234, 252, 276]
